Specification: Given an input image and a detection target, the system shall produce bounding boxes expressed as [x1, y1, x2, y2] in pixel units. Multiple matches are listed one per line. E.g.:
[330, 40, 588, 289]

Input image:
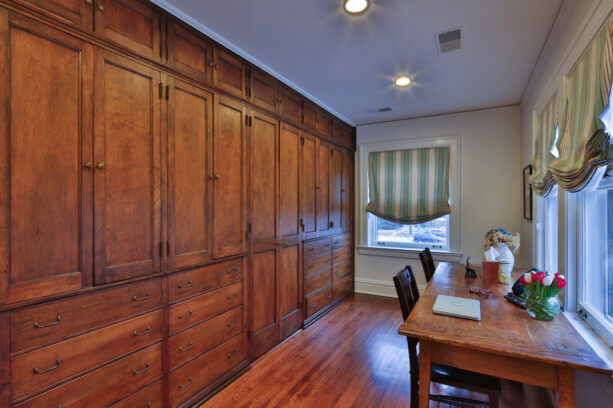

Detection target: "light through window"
[371, 214, 449, 250]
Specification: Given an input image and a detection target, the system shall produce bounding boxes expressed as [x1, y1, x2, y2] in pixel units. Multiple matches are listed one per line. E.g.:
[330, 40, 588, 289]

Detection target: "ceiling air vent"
[365, 107, 392, 114]
[435, 27, 462, 54]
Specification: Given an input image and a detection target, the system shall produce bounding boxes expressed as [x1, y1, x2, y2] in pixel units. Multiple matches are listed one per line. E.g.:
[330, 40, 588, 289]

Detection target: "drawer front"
[304, 269, 332, 296]
[332, 246, 352, 266]
[332, 233, 352, 250]
[332, 261, 353, 282]
[304, 238, 332, 260]
[306, 286, 332, 318]
[332, 274, 353, 300]
[168, 335, 244, 407]
[12, 310, 162, 400]
[303, 253, 331, 277]
[15, 343, 162, 408]
[168, 306, 242, 370]
[168, 259, 243, 302]
[169, 281, 242, 334]
[11, 279, 161, 352]
[111, 380, 162, 408]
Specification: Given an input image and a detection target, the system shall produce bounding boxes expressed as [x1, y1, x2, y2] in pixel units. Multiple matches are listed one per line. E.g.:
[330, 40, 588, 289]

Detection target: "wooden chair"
[393, 266, 501, 408]
[419, 248, 436, 282]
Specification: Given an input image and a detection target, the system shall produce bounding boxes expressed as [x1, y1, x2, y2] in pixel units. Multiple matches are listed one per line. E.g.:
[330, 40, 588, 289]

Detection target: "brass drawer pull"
[178, 310, 192, 319]
[275, 241, 288, 246]
[132, 362, 151, 375]
[325, 294, 331, 299]
[84, 161, 93, 168]
[97, 3, 104, 11]
[85, 0, 93, 5]
[307, 248, 314, 252]
[178, 280, 192, 288]
[34, 315, 61, 329]
[226, 348, 239, 358]
[310, 303, 317, 308]
[33, 359, 61, 374]
[324, 244, 330, 248]
[179, 342, 193, 352]
[226, 293, 238, 300]
[307, 282, 315, 287]
[133, 325, 151, 337]
[226, 268, 239, 275]
[307, 265, 314, 270]
[179, 377, 193, 389]
[334, 255, 339, 260]
[132, 291, 151, 301]
[227, 319, 239, 327]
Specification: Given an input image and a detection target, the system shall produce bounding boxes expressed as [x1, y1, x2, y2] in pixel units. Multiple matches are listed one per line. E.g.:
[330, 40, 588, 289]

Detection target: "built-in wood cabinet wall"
[0, 0, 355, 406]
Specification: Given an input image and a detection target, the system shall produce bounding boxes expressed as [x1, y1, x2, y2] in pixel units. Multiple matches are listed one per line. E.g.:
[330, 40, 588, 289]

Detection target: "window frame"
[358, 135, 461, 254]
[536, 186, 558, 274]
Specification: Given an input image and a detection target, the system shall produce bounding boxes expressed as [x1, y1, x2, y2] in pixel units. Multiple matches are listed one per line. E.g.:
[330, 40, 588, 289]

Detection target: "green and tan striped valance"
[530, 94, 559, 197]
[365, 147, 450, 224]
[549, 17, 613, 192]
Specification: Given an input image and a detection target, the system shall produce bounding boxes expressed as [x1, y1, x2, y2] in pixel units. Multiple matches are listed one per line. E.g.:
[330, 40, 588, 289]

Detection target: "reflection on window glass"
[375, 215, 449, 249]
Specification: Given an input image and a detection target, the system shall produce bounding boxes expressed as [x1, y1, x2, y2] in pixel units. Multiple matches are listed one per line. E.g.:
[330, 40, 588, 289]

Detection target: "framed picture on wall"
[523, 164, 533, 221]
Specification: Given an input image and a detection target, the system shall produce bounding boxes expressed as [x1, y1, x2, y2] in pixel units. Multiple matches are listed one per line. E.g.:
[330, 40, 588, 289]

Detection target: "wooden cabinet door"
[250, 250, 278, 360]
[0, 12, 94, 303]
[213, 96, 248, 258]
[17, 0, 94, 28]
[332, 120, 343, 146]
[317, 142, 331, 237]
[167, 78, 213, 271]
[278, 243, 301, 341]
[278, 85, 302, 125]
[213, 48, 247, 99]
[301, 132, 318, 240]
[330, 146, 343, 234]
[318, 110, 333, 140]
[168, 19, 213, 84]
[249, 68, 279, 114]
[302, 100, 318, 133]
[343, 125, 355, 150]
[93, 51, 161, 284]
[94, 0, 162, 62]
[342, 150, 354, 232]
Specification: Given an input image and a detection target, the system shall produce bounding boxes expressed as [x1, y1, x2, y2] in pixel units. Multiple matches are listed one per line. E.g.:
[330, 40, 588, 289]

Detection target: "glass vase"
[526, 292, 560, 321]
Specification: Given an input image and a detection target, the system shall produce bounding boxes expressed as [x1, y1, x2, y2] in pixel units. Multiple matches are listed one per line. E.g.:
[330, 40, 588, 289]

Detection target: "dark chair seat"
[431, 363, 501, 393]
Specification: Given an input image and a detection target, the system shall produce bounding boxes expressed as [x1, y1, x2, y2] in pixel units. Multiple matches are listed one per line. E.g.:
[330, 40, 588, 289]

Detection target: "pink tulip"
[556, 277, 567, 290]
[533, 271, 546, 284]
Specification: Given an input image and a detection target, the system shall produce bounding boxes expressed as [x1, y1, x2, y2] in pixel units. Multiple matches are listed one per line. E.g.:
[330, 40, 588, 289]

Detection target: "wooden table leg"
[557, 367, 574, 408]
[419, 340, 432, 408]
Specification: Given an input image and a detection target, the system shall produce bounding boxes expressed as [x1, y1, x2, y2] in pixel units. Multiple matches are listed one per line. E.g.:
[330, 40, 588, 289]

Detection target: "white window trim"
[357, 134, 461, 257]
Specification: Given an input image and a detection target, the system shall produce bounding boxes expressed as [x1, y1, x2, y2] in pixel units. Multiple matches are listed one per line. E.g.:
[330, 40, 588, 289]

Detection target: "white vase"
[495, 243, 514, 283]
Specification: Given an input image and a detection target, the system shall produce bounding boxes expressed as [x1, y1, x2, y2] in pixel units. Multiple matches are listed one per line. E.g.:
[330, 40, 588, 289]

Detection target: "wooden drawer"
[306, 286, 332, 318]
[14, 343, 162, 407]
[304, 253, 332, 277]
[332, 274, 353, 300]
[305, 269, 332, 296]
[11, 310, 162, 400]
[332, 233, 352, 250]
[168, 335, 244, 407]
[332, 261, 353, 282]
[11, 279, 161, 353]
[304, 238, 332, 260]
[332, 246, 352, 266]
[168, 306, 242, 370]
[168, 281, 242, 335]
[110, 380, 162, 408]
[168, 259, 243, 302]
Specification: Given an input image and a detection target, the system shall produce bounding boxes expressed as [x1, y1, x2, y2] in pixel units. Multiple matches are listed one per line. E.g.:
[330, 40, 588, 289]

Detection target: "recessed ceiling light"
[344, 0, 370, 15]
[394, 75, 412, 88]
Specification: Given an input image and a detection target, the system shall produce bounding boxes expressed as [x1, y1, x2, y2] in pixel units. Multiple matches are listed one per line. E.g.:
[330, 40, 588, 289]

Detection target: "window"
[537, 187, 558, 274]
[369, 214, 449, 250]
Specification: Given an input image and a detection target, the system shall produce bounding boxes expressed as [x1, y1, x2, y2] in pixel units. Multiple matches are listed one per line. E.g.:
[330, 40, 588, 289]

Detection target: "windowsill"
[565, 312, 613, 374]
[358, 245, 463, 262]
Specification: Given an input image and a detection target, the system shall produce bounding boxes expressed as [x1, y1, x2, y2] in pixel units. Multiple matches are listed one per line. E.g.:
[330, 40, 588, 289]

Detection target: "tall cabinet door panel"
[330, 147, 343, 234]
[93, 51, 161, 284]
[0, 12, 93, 303]
[279, 123, 301, 245]
[342, 150, 354, 232]
[213, 96, 247, 258]
[316, 142, 331, 236]
[301, 133, 318, 240]
[167, 78, 213, 271]
[250, 250, 278, 360]
[250, 111, 278, 253]
[279, 243, 301, 341]
[18, 0, 94, 28]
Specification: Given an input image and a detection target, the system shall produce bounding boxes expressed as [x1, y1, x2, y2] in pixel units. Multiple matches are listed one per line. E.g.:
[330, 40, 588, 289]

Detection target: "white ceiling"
[153, 0, 563, 126]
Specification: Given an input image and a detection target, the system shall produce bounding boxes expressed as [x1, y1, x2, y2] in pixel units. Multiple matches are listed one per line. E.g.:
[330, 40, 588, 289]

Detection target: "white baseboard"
[354, 277, 426, 298]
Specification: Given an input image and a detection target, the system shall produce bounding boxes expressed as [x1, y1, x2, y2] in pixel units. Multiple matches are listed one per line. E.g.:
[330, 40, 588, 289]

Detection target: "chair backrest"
[393, 265, 420, 321]
[419, 248, 436, 282]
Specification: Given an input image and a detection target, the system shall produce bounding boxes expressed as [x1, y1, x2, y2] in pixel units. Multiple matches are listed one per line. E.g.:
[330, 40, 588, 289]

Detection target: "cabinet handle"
[307, 282, 315, 287]
[132, 291, 151, 301]
[326, 294, 331, 299]
[33, 359, 61, 374]
[85, 0, 93, 4]
[96, 162, 105, 169]
[208, 174, 215, 180]
[34, 315, 61, 329]
[310, 303, 317, 308]
[226, 348, 239, 358]
[226, 268, 239, 275]
[97, 3, 104, 11]
[179, 377, 193, 389]
[132, 362, 151, 375]
[214, 174, 220, 179]
[208, 61, 215, 68]
[84, 162, 93, 168]
[227, 319, 239, 327]
[277, 98, 282, 103]
[307, 265, 314, 270]
[226, 293, 238, 300]
[275, 241, 288, 246]
[307, 248, 314, 252]
[178, 310, 192, 319]
[215, 63, 219, 69]
[179, 342, 193, 352]
[316, 186, 322, 190]
[178, 280, 192, 288]
[324, 244, 330, 248]
[334, 255, 339, 260]
[133, 325, 151, 337]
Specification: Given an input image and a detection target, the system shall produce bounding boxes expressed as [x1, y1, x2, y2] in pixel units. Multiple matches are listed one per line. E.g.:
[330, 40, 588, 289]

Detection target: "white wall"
[354, 106, 523, 296]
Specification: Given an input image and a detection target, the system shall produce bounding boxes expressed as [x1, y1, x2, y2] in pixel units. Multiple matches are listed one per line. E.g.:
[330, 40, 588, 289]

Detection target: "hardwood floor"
[201, 294, 554, 408]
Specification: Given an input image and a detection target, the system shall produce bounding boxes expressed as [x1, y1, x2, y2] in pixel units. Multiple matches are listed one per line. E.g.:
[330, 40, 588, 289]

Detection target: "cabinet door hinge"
[165, 85, 169, 101]
[249, 116, 252, 127]
[159, 20, 163, 59]
[158, 82, 163, 99]
[330, 221, 334, 228]
[245, 115, 249, 126]
[159, 242, 163, 257]
[248, 329, 252, 339]
[166, 241, 170, 256]
[301, 136, 305, 145]
[330, 149, 334, 156]
[300, 218, 304, 231]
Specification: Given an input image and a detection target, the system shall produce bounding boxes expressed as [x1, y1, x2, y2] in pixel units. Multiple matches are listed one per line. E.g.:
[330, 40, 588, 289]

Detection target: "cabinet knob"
[84, 162, 93, 168]
[208, 61, 215, 68]
[85, 0, 93, 5]
[209, 174, 215, 180]
[97, 3, 104, 11]
[215, 64, 219, 69]
[96, 162, 105, 169]
[277, 98, 282, 103]
[214, 174, 220, 179]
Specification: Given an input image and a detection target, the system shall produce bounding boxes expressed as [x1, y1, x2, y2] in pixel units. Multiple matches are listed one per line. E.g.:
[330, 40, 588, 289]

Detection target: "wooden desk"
[398, 262, 612, 408]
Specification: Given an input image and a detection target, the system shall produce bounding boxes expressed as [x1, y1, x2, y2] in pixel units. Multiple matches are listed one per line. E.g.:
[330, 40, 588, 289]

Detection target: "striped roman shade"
[549, 17, 613, 192]
[365, 147, 450, 224]
[529, 94, 559, 197]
